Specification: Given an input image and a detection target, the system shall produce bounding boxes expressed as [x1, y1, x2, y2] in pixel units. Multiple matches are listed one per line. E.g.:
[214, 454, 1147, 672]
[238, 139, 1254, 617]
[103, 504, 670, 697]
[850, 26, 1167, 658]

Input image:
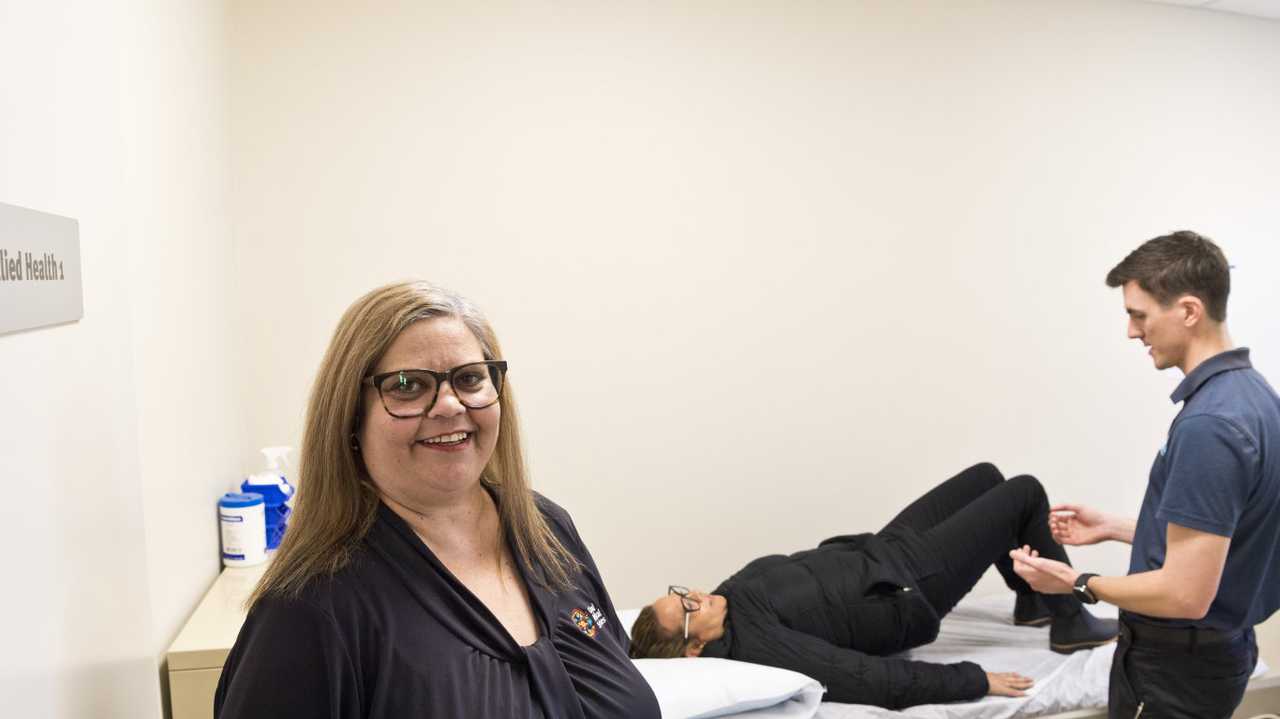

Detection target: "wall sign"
[0, 202, 83, 335]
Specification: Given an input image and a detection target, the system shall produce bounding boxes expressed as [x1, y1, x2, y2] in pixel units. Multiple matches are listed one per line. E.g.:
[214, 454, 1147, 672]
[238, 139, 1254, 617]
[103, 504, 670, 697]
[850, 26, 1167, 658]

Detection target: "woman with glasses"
[215, 282, 658, 719]
[628, 463, 1118, 710]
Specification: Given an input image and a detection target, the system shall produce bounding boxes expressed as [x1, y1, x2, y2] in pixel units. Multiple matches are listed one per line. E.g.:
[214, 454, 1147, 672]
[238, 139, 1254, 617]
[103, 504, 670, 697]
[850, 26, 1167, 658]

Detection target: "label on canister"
[220, 492, 267, 567]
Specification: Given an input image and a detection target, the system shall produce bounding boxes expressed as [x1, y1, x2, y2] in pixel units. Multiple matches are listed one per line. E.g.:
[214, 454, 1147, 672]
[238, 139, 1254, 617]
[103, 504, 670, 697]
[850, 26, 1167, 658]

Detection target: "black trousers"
[879, 462, 1081, 619]
[1108, 616, 1258, 719]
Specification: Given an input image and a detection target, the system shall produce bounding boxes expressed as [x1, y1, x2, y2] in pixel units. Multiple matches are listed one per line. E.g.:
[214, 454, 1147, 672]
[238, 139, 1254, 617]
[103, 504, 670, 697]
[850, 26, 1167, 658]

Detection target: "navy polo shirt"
[1129, 348, 1280, 630]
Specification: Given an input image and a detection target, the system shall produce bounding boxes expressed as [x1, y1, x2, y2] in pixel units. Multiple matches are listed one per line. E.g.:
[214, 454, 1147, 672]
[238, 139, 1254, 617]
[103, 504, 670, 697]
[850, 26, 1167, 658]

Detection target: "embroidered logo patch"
[570, 604, 608, 639]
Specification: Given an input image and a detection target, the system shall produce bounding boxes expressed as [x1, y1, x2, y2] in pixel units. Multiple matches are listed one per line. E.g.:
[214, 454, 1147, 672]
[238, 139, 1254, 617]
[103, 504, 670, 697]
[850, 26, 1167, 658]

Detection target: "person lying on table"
[628, 463, 1118, 710]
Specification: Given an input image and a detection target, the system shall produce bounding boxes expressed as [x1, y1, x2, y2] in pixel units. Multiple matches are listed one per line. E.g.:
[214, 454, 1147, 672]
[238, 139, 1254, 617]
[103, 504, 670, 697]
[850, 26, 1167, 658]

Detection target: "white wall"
[0, 1, 239, 717]
[2, 1, 1278, 715]
[124, 0, 246, 706]
[228, 0, 1280, 610]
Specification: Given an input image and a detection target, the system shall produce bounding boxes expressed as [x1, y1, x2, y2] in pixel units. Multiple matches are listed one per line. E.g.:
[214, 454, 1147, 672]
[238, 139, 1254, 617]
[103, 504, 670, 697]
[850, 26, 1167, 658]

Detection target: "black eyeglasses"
[668, 585, 700, 640]
[362, 360, 508, 418]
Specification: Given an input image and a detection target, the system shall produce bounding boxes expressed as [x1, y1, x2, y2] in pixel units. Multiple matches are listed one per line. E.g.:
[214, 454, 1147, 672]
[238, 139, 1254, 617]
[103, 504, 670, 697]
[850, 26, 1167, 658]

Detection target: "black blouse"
[214, 495, 659, 719]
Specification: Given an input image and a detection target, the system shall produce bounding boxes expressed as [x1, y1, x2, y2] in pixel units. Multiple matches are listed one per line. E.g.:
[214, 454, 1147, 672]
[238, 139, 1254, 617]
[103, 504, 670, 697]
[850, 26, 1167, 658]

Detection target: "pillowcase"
[632, 658, 824, 719]
[619, 608, 825, 719]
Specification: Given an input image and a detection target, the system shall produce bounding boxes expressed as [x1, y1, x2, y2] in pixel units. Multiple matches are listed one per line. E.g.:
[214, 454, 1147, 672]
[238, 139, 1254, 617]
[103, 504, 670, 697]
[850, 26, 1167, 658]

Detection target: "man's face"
[1122, 280, 1190, 371]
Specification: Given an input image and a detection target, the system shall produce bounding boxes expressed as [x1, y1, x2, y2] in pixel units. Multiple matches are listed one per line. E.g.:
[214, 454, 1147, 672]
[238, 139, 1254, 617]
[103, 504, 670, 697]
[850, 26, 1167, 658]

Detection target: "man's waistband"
[1119, 612, 1245, 650]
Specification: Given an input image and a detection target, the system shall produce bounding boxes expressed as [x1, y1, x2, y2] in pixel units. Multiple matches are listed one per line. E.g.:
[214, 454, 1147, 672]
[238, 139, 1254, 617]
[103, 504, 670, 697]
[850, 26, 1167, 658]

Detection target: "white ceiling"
[1141, 0, 1280, 20]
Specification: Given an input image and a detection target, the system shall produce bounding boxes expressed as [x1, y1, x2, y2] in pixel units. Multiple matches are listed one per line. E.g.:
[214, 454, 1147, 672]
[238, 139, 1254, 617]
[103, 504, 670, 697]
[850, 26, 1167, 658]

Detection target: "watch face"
[1073, 575, 1097, 603]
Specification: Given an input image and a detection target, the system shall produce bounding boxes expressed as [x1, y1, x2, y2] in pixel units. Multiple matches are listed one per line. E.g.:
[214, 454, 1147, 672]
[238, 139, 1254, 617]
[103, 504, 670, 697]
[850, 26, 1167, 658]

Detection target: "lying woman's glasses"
[669, 585, 699, 639]
[363, 360, 508, 418]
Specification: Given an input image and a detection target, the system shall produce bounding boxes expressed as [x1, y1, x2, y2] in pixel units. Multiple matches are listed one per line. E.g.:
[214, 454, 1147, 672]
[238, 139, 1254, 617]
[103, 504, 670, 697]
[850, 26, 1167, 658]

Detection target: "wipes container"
[240, 446, 296, 550]
[219, 492, 267, 567]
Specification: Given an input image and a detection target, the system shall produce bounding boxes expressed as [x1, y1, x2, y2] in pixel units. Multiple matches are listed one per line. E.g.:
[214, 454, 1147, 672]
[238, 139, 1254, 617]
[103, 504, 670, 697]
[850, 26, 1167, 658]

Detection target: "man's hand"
[985, 671, 1034, 697]
[1049, 504, 1117, 546]
[1009, 546, 1076, 595]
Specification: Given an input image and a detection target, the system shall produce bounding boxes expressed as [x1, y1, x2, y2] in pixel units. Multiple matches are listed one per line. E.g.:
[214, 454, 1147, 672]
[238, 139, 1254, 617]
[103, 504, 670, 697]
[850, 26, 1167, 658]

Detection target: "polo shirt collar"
[1170, 347, 1252, 404]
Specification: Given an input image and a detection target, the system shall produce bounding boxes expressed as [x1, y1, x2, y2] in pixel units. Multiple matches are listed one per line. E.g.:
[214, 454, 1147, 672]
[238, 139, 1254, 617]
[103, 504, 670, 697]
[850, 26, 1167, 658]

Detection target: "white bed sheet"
[791, 595, 1266, 719]
[809, 595, 1117, 719]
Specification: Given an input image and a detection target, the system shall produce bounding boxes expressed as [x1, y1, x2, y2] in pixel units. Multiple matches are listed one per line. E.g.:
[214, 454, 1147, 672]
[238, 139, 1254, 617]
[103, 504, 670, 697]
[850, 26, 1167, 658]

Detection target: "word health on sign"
[0, 249, 66, 282]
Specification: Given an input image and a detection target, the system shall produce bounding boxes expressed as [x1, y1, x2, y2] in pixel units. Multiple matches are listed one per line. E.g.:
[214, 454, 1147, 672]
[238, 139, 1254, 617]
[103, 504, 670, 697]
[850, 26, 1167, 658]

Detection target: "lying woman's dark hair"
[628, 605, 689, 659]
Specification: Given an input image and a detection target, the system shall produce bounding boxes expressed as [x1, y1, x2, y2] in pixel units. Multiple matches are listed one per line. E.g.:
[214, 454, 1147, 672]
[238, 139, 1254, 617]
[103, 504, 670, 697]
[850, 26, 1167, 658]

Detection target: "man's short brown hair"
[1105, 230, 1230, 322]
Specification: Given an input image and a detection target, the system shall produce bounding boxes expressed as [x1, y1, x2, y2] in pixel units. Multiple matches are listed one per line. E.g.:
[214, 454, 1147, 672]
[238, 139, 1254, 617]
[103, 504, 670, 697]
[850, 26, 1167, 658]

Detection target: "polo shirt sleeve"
[1158, 414, 1260, 537]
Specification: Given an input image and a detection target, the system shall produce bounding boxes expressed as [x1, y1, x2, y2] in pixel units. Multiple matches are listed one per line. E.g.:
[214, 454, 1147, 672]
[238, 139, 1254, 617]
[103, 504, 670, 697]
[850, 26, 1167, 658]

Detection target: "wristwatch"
[1072, 573, 1100, 604]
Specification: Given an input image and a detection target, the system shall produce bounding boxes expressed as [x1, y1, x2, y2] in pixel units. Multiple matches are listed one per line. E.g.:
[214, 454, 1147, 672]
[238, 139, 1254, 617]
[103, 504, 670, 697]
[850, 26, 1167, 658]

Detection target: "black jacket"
[215, 495, 659, 719]
[699, 531, 988, 708]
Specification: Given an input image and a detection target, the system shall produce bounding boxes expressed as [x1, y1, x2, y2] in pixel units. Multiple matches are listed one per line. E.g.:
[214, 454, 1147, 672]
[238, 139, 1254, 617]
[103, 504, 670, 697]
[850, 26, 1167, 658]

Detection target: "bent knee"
[1006, 474, 1048, 506]
[965, 462, 1004, 488]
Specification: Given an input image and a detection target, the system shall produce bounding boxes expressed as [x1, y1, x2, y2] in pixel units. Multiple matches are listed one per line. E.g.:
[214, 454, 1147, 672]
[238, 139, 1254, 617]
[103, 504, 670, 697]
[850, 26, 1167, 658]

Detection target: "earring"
[350, 433, 361, 453]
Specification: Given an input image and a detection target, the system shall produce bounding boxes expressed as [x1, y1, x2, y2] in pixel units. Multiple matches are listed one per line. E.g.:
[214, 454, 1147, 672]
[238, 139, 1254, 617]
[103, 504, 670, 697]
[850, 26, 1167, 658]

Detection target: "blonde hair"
[251, 281, 579, 607]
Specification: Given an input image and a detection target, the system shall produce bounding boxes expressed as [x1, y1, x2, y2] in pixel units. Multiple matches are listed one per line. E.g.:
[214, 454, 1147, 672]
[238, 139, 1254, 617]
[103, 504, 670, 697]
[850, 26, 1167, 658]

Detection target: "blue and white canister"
[219, 492, 267, 567]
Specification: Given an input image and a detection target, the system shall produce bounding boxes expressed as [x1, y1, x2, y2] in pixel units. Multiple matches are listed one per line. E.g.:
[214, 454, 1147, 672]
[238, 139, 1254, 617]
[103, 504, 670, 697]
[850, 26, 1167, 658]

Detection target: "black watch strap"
[1073, 572, 1100, 604]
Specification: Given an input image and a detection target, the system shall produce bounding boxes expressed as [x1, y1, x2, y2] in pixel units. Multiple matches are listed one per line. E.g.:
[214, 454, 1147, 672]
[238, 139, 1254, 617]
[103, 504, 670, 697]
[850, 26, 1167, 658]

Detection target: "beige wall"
[0, 1, 239, 717]
[3, 2, 1279, 715]
[226, 0, 1280, 610]
[125, 0, 247, 708]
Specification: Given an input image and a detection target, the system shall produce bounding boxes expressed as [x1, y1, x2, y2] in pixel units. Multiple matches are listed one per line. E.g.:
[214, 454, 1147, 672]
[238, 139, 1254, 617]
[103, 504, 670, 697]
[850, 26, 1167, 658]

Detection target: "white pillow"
[619, 608, 825, 719]
[632, 658, 824, 719]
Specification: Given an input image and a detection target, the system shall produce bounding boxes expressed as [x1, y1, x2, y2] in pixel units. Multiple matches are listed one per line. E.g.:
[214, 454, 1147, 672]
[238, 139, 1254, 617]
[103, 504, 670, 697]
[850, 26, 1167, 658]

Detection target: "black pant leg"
[995, 474, 1078, 603]
[910, 474, 1080, 618]
[880, 462, 1005, 533]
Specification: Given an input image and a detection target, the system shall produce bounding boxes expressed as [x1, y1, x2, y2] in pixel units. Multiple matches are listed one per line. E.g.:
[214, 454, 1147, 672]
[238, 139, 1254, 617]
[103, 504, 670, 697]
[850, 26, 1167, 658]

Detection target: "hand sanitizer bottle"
[240, 446, 296, 550]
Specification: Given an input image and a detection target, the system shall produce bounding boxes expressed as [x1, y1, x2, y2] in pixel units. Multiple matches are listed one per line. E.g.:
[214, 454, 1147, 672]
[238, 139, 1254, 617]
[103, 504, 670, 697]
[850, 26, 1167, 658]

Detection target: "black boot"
[1049, 608, 1119, 653]
[1014, 593, 1052, 626]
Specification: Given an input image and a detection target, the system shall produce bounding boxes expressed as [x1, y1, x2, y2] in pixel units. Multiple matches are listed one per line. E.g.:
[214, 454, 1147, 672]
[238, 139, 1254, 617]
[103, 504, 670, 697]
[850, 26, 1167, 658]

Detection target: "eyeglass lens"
[669, 585, 699, 612]
[669, 585, 698, 640]
[377, 362, 503, 416]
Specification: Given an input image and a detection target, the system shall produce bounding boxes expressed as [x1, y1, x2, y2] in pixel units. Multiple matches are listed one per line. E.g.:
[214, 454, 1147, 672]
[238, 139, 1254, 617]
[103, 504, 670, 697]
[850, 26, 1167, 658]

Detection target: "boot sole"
[1050, 636, 1117, 654]
[1014, 616, 1052, 627]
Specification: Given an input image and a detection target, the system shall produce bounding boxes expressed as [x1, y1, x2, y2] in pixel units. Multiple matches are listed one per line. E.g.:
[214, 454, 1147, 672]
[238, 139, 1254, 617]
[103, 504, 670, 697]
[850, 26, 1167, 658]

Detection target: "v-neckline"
[380, 493, 556, 651]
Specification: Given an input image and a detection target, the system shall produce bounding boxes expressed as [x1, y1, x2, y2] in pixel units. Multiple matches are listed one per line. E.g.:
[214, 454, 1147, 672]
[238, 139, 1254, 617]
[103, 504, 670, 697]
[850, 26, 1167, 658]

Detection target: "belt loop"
[1189, 626, 1198, 654]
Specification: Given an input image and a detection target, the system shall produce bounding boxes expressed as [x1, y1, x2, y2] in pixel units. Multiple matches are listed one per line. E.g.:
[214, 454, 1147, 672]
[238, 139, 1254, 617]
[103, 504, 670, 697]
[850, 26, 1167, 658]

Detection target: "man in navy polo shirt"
[1008, 231, 1280, 718]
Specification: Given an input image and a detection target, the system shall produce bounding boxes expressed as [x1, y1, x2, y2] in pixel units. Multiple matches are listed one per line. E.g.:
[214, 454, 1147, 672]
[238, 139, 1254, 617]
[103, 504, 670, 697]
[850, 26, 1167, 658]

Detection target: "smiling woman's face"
[358, 317, 500, 507]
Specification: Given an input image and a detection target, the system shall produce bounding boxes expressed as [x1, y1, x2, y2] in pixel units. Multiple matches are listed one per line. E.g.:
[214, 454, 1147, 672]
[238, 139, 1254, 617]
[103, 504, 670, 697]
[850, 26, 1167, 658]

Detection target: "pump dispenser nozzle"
[261, 446, 292, 473]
